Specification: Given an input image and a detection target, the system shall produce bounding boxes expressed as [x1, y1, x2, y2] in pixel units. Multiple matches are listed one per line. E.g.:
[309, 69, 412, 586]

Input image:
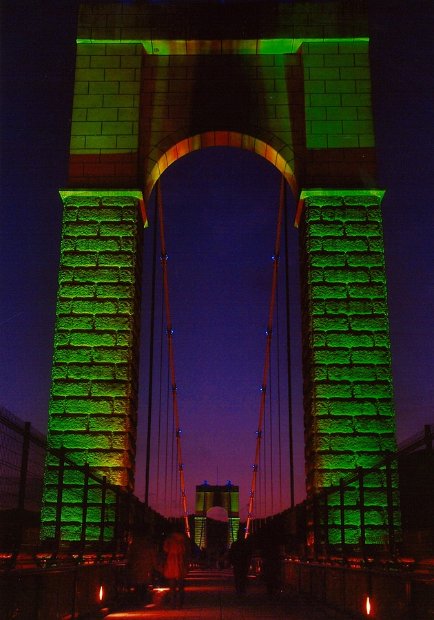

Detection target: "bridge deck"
[104, 568, 351, 619]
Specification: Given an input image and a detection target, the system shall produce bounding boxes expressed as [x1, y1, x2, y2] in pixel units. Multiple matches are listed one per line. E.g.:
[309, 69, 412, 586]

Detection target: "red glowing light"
[99, 586, 104, 602]
[366, 595, 371, 615]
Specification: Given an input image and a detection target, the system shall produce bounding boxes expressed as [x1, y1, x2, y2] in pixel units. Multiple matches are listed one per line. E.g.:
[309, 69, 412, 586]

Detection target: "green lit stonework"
[194, 485, 239, 549]
[302, 41, 374, 149]
[299, 189, 399, 545]
[42, 190, 143, 540]
[45, 1, 398, 546]
[76, 37, 369, 52]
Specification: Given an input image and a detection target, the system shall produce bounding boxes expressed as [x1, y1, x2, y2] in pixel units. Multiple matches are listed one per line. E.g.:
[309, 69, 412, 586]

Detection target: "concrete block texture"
[43, 192, 144, 541]
[298, 190, 398, 547]
[45, 2, 397, 546]
[68, 2, 375, 192]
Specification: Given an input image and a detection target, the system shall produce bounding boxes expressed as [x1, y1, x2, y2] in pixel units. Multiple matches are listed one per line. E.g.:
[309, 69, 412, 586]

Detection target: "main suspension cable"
[144, 191, 159, 506]
[284, 182, 295, 508]
[269, 345, 274, 515]
[155, 279, 165, 509]
[245, 175, 286, 538]
[156, 180, 190, 537]
[276, 280, 283, 511]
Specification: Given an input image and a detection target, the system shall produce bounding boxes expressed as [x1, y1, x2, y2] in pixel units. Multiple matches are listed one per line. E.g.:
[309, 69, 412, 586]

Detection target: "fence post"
[99, 475, 107, 554]
[54, 447, 66, 555]
[312, 494, 319, 560]
[358, 467, 366, 562]
[13, 421, 31, 561]
[113, 487, 121, 557]
[385, 452, 396, 559]
[80, 462, 90, 557]
[424, 424, 432, 452]
[339, 478, 346, 561]
[323, 492, 329, 559]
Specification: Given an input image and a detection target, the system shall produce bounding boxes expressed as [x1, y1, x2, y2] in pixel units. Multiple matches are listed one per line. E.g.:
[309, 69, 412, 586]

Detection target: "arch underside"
[145, 130, 297, 202]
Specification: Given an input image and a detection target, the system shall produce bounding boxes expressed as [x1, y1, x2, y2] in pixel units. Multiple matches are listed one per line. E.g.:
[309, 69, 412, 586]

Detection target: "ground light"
[145, 586, 170, 609]
[96, 584, 110, 618]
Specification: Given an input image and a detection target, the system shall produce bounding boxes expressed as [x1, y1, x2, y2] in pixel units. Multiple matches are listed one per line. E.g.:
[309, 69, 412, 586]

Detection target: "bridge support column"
[298, 189, 399, 547]
[42, 190, 144, 540]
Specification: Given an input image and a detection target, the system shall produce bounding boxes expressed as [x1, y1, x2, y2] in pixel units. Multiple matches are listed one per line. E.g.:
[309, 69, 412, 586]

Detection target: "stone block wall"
[301, 40, 376, 187]
[139, 51, 303, 191]
[67, 2, 374, 194]
[42, 191, 143, 540]
[69, 43, 142, 187]
[42, 1, 399, 542]
[303, 41, 374, 150]
[298, 190, 398, 545]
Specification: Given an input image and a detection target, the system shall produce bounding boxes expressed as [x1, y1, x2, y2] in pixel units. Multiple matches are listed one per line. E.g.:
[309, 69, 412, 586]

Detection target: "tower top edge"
[77, 1, 369, 42]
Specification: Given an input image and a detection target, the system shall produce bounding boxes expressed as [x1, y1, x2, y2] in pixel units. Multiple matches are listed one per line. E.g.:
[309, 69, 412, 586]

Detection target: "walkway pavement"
[104, 568, 352, 619]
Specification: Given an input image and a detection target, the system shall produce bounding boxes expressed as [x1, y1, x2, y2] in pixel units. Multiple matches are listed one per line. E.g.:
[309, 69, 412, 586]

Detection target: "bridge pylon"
[42, 1, 398, 549]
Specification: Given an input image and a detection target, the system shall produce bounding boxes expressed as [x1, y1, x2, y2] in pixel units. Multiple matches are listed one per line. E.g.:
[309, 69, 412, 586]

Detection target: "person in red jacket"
[163, 528, 190, 608]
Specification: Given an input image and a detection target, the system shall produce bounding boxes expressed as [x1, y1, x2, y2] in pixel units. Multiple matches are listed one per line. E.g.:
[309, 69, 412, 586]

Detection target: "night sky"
[1, 1, 433, 520]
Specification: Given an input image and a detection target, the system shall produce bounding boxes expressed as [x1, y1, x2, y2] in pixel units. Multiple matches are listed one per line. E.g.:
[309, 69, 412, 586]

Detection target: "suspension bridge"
[1, 1, 433, 618]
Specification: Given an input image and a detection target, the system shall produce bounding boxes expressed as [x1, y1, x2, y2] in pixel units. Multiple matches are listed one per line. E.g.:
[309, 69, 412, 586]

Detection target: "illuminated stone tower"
[43, 1, 398, 545]
[194, 483, 240, 549]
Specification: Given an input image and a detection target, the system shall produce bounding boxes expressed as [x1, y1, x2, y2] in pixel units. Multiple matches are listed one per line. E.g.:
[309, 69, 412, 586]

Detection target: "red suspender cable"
[156, 180, 190, 538]
[245, 175, 286, 538]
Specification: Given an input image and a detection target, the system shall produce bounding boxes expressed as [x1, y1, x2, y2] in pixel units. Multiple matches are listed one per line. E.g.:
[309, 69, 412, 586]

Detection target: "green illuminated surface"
[42, 192, 144, 541]
[76, 38, 369, 54]
[300, 189, 385, 200]
[70, 38, 373, 163]
[194, 487, 239, 549]
[302, 40, 374, 149]
[51, 0, 386, 544]
[60, 190, 143, 200]
[299, 190, 399, 546]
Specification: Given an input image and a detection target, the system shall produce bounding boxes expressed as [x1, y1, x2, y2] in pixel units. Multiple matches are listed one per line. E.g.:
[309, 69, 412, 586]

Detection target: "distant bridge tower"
[195, 482, 240, 550]
[43, 1, 398, 548]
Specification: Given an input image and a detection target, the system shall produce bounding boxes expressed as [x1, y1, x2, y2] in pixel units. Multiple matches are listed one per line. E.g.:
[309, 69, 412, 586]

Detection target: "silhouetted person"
[163, 528, 190, 608]
[127, 530, 157, 604]
[261, 534, 283, 600]
[229, 531, 251, 595]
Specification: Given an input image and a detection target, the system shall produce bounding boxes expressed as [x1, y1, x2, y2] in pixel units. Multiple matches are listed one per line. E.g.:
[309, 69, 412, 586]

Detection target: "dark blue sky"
[1, 1, 433, 519]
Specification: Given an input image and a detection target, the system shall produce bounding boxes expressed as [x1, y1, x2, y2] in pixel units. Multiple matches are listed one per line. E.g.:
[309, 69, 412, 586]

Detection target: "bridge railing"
[252, 424, 433, 564]
[0, 407, 166, 569]
[306, 424, 433, 563]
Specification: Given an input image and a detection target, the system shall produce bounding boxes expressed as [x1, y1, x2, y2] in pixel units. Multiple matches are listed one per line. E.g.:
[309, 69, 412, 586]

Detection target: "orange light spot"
[215, 131, 229, 146]
[264, 144, 278, 166]
[166, 146, 178, 165]
[99, 585, 104, 602]
[177, 138, 190, 158]
[242, 134, 255, 151]
[201, 131, 216, 147]
[366, 595, 371, 615]
[254, 139, 267, 157]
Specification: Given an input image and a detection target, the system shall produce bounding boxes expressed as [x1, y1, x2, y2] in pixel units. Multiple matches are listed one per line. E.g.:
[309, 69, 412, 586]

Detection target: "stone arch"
[144, 130, 298, 201]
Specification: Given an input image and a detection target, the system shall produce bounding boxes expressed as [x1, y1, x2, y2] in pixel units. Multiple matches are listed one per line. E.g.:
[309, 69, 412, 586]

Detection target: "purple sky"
[1, 1, 433, 520]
